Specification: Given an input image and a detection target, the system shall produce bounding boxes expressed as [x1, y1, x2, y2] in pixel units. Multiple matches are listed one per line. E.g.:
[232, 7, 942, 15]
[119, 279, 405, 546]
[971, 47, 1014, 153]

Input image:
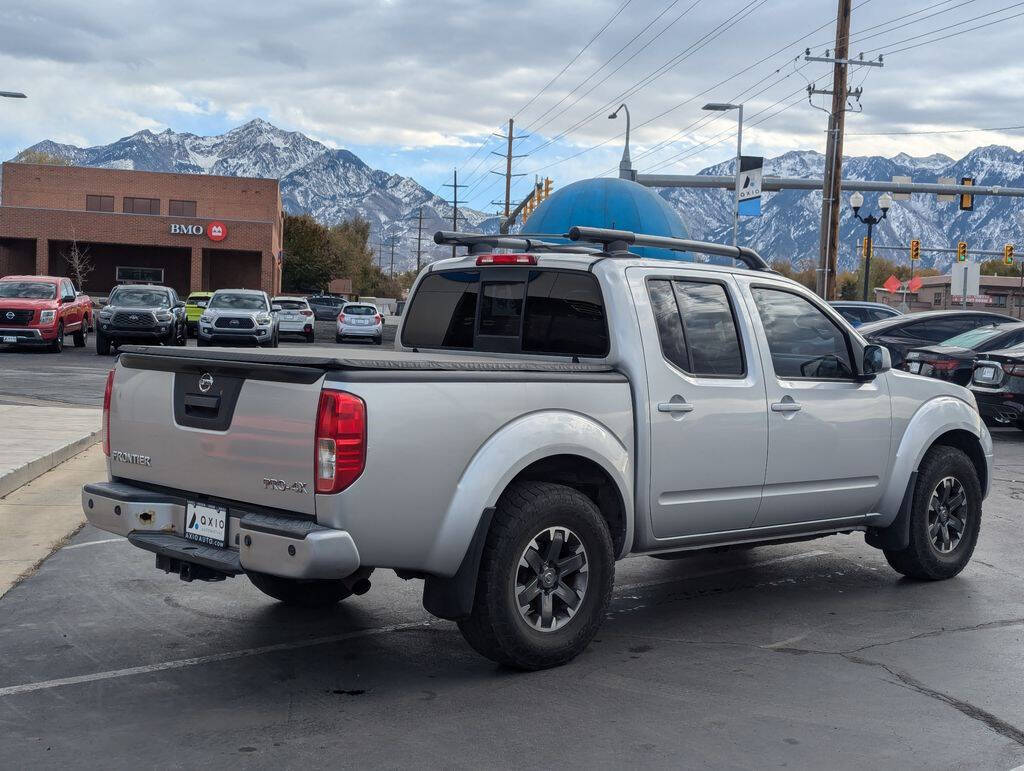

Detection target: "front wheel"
[73, 321, 88, 347]
[457, 481, 614, 670]
[49, 322, 64, 353]
[96, 331, 111, 356]
[883, 445, 982, 580]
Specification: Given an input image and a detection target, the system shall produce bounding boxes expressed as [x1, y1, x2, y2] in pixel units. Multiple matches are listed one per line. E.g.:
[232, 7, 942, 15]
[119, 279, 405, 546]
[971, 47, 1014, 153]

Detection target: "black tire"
[457, 481, 614, 670]
[375, 335, 383, 346]
[247, 571, 353, 608]
[175, 323, 187, 346]
[305, 330, 315, 344]
[49, 322, 64, 353]
[196, 337, 210, 347]
[72, 322, 87, 348]
[335, 334, 344, 344]
[883, 445, 982, 581]
[96, 331, 111, 356]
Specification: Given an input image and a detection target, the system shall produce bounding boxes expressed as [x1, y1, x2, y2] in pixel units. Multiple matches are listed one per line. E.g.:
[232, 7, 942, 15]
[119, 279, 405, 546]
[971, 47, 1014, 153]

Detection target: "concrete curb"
[0, 430, 102, 501]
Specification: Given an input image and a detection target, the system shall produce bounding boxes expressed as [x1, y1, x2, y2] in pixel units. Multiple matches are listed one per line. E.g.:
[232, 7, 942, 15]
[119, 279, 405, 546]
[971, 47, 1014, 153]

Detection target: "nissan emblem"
[198, 373, 214, 393]
[4, 311, 13, 320]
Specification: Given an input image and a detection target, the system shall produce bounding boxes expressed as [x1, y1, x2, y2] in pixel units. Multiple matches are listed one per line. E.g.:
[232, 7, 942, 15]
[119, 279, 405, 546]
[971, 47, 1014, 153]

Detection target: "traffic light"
[543, 177, 553, 199]
[959, 176, 974, 211]
[910, 239, 921, 261]
[862, 237, 870, 258]
[1005, 244, 1015, 266]
[956, 241, 968, 262]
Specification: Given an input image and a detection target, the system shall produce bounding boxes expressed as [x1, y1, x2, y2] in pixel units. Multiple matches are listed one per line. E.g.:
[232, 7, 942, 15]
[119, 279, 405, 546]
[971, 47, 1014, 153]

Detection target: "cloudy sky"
[1, 0, 1022, 210]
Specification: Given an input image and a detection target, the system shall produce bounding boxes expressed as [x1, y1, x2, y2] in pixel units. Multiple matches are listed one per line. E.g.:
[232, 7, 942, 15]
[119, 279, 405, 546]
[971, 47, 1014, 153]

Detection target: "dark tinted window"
[169, 199, 197, 217]
[480, 282, 524, 337]
[836, 307, 866, 325]
[522, 270, 608, 356]
[648, 280, 688, 370]
[752, 287, 854, 379]
[647, 279, 743, 376]
[343, 305, 376, 315]
[866, 308, 897, 322]
[86, 194, 114, 212]
[402, 271, 479, 348]
[900, 317, 983, 343]
[123, 197, 160, 215]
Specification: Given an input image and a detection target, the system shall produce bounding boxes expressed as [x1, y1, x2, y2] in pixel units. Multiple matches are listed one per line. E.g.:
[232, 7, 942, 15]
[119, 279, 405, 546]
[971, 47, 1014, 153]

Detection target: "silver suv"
[197, 289, 279, 347]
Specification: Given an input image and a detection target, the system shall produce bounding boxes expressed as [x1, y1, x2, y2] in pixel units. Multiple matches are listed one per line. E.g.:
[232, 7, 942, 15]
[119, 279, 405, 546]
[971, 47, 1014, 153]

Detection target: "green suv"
[184, 292, 213, 338]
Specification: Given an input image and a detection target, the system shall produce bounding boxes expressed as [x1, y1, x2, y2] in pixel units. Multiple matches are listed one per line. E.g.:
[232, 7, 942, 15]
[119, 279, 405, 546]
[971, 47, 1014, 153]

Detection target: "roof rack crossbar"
[433, 231, 600, 255]
[566, 226, 772, 272]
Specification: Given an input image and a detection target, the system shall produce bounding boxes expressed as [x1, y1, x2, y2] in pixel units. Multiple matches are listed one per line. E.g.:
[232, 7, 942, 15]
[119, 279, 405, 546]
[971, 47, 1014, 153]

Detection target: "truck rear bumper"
[82, 481, 361, 580]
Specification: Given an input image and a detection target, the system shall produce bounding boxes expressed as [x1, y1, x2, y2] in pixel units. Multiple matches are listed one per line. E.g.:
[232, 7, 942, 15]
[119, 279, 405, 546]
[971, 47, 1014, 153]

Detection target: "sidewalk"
[0, 404, 102, 500]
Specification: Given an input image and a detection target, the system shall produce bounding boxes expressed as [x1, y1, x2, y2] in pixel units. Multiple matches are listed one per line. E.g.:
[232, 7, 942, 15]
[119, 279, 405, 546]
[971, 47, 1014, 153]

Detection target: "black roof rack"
[433, 231, 600, 255]
[567, 226, 772, 272]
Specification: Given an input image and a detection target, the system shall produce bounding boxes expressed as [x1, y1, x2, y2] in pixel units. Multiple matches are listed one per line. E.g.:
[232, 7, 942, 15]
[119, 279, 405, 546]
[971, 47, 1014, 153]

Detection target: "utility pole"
[443, 169, 467, 258]
[806, 1, 882, 299]
[415, 206, 423, 272]
[491, 119, 528, 234]
[389, 234, 396, 279]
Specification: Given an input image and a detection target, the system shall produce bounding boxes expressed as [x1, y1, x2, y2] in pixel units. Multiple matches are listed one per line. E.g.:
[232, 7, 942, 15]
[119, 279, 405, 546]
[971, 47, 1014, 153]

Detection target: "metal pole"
[861, 220, 873, 302]
[963, 262, 968, 309]
[416, 207, 423, 273]
[733, 105, 743, 247]
[389, 235, 395, 279]
[503, 119, 514, 220]
[1019, 263, 1023, 319]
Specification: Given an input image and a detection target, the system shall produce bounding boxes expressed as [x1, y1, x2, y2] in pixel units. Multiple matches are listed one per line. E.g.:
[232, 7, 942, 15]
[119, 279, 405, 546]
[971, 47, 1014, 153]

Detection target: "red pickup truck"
[0, 275, 93, 352]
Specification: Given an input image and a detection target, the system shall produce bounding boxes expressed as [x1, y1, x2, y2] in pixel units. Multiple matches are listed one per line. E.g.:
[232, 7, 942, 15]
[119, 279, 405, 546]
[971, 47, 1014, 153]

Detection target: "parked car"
[0, 275, 92, 352]
[184, 291, 213, 338]
[829, 300, 902, 327]
[903, 322, 1024, 386]
[196, 289, 279, 347]
[308, 294, 347, 321]
[95, 285, 187, 355]
[272, 296, 316, 343]
[336, 302, 383, 345]
[81, 227, 991, 670]
[858, 310, 1015, 368]
[970, 348, 1024, 429]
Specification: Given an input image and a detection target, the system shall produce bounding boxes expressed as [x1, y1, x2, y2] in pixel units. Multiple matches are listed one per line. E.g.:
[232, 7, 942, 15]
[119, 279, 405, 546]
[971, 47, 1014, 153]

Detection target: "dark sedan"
[970, 347, 1024, 429]
[857, 310, 1015, 368]
[903, 322, 1024, 386]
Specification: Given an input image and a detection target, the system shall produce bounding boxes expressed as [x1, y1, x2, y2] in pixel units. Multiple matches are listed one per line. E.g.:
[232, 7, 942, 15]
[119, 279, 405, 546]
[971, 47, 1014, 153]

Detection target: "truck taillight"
[102, 369, 115, 456]
[315, 390, 366, 494]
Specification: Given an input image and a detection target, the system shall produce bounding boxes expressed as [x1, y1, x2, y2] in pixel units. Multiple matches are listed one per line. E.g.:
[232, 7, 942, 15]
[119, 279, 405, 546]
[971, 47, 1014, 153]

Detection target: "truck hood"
[888, 366, 977, 409]
[0, 298, 57, 310]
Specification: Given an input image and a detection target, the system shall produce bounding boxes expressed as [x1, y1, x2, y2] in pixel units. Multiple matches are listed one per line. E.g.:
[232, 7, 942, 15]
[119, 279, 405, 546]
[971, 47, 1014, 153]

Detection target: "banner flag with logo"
[737, 156, 764, 217]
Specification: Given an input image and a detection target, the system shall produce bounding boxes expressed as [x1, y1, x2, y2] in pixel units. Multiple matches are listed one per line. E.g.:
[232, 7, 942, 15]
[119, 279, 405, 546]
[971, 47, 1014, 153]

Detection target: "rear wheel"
[305, 330, 315, 343]
[375, 334, 383, 345]
[335, 334, 344, 344]
[96, 331, 111, 356]
[72, 322, 87, 348]
[883, 446, 981, 580]
[48, 322, 64, 353]
[457, 481, 614, 670]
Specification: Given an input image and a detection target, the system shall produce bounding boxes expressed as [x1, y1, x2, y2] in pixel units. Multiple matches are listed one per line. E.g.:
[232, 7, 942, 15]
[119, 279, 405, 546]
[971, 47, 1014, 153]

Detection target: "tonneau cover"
[118, 344, 615, 373]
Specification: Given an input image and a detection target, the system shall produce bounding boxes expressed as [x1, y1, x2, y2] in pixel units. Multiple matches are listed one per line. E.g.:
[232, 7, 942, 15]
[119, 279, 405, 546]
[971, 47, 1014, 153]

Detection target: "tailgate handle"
[184, 393, 221, 411]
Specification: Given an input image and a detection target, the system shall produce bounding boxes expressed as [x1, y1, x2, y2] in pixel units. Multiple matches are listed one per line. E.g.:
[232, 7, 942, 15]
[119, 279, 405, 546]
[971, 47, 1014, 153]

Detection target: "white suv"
[336, 302, 383, 345]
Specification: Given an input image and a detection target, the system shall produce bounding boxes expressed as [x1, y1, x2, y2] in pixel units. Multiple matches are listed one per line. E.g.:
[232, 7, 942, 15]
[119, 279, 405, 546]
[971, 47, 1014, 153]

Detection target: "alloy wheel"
[514, 526, 589, 632]
[928, 476, 968, 554]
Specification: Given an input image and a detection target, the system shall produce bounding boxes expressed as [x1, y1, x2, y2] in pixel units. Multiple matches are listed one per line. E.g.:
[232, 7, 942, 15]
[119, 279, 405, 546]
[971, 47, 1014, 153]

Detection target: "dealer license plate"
[907, 361, 921, 373]
[2, 336, 16, 344]
[184, 501, 227, 547]
[974, 365, 999, 384]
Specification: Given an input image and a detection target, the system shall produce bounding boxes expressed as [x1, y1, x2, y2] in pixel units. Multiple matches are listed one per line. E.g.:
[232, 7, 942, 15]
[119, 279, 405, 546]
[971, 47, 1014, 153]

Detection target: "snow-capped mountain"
[13, 119, 497, 268]
[664, 146, 1024, 272]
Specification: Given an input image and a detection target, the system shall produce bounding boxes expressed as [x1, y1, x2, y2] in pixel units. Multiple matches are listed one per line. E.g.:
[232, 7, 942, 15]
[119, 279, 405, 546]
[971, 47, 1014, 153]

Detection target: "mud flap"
[865, 471, 917, 551]
[422, 507, 494, 621]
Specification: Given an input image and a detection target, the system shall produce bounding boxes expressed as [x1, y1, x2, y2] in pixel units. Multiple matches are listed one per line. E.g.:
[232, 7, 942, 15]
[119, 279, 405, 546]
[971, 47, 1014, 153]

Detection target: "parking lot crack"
[843, 617, 1024, 654]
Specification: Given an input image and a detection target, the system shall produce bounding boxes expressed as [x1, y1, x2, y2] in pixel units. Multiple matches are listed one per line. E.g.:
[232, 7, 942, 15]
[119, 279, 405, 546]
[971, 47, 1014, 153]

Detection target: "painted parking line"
[62, 538, 125, 550]
[0, 620, 433, 698]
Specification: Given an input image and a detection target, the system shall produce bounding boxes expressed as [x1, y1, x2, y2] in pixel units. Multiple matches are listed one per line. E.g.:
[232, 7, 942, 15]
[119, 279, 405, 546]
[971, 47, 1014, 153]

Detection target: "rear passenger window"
[523, 270, 608, 356]
[402, 271, 479, 349]
[647, 279, 744, 376]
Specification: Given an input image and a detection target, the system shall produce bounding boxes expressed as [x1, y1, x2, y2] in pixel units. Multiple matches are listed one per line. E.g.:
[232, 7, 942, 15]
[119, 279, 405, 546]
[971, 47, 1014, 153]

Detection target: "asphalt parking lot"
[1, 335, 1023, 768]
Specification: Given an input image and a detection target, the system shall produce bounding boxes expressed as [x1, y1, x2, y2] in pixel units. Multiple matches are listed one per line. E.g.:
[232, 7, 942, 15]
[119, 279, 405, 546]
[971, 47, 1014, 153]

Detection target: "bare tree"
[63, 238, 93, 291]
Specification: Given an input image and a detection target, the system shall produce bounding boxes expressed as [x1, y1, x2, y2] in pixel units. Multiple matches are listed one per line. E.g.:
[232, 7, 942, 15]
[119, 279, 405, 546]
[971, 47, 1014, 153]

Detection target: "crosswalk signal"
[910, 239, 921, 261]
[1005, 244, 1014, 266]
[543, 177, 553, 199]
[957, 241, 968, 262]
[959, 176, 974, 211]
[862, 237, 870, 258]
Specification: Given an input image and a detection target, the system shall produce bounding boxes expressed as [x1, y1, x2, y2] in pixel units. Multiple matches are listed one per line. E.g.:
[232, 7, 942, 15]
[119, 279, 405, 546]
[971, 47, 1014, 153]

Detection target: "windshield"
[344, 305, 376, 315]
[0, 281, 56, 300]
[187, 294, 211, 304]
[274, 299, 308, 310]
[210, 293, 267, 311]
[109, 288, 171, 308]
[941, 326, 1004, 348]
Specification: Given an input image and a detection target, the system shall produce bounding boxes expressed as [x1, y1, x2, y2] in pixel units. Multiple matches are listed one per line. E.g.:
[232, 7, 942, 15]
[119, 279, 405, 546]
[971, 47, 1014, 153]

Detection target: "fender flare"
[868, 395, 991, 548]
[422, 410, 632, 620]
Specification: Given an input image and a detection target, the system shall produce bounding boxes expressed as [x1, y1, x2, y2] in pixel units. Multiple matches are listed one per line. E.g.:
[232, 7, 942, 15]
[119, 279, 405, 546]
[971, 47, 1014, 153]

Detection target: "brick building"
[874, 273, 1024, 317]
[0, 163, 282, 297]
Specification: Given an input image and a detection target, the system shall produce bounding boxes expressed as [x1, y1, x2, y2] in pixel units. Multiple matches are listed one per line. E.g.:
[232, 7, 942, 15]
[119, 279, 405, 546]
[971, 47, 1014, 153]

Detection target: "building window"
[992, 295, 1007, 307]
[933, 293, 941, 306]
[86, 195, 114, 212]
[123, 197, 160, 215]
[116, 266, 164, 284]
[169, 199, 197, 217]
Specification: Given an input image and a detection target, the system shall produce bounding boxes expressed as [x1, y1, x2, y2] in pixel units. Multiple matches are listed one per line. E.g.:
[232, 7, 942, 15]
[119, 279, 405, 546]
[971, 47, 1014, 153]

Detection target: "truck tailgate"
[110, 350, 324, 516]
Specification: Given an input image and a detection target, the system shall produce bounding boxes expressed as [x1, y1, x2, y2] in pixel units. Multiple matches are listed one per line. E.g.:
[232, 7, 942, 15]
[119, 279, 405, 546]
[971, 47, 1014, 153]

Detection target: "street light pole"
[850, 191, 892, 301]
[608, 104, 632, 180]
[703, 103, 744, 246]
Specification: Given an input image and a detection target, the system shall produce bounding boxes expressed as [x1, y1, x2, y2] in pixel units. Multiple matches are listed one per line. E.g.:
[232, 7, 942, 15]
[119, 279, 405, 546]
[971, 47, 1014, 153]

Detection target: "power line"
[849, 123, 1024, 136]
[863, 1, 1024, 54]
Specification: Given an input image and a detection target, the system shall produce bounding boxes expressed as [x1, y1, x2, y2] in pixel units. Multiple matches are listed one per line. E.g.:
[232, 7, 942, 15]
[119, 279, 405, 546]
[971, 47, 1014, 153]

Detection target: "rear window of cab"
[402, 268, 609, 357]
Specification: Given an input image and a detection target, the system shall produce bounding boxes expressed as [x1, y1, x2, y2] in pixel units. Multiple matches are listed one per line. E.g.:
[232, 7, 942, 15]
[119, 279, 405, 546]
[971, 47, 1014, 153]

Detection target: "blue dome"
[525, 177, 691, 260]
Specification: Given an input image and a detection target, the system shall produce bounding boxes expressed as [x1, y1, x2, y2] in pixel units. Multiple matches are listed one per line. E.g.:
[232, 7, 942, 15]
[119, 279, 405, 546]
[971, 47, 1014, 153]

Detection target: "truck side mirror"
[862, 344, 891, 376]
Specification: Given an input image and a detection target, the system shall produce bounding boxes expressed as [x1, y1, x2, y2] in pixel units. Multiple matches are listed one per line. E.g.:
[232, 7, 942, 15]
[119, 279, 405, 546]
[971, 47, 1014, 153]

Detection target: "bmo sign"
[169, 221, 228, 242]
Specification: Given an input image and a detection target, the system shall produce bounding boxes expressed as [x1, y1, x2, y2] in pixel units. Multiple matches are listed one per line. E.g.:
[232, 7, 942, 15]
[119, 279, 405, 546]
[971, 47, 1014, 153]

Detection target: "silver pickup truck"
[82, 227, 993, 670]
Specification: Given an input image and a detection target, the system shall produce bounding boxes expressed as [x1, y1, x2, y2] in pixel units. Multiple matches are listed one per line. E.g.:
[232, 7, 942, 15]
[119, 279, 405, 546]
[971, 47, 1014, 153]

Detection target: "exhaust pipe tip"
[350, 578, 371, 596]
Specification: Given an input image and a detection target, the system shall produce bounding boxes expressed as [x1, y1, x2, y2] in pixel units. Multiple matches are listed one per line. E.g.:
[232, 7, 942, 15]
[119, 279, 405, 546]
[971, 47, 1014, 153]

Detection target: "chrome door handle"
[770, 400, 802, 413]
[658, 401, 694, 413]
